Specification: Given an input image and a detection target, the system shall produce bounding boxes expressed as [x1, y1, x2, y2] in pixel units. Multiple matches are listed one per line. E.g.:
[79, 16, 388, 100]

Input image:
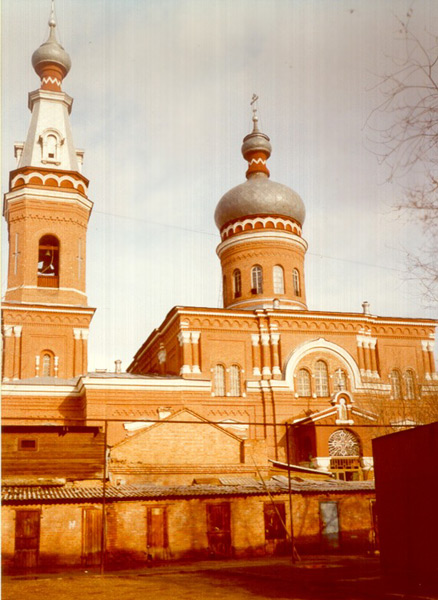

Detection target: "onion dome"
[215, 97, 305, 230]
[31, 4, 71, 91]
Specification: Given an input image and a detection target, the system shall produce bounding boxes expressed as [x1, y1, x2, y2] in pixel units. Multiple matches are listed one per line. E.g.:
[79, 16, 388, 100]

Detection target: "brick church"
[2, 8, 437, 569]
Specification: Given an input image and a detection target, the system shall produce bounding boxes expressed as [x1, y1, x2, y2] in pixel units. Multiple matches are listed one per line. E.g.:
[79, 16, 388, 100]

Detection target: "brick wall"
[2, 490, 375, 570]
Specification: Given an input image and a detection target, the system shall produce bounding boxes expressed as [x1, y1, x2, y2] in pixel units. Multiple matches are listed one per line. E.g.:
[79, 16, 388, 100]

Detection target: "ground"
[2, 556, 437, 600]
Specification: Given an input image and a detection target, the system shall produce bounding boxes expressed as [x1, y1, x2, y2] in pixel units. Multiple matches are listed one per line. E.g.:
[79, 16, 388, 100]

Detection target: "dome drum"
[219, 235, 307, 311]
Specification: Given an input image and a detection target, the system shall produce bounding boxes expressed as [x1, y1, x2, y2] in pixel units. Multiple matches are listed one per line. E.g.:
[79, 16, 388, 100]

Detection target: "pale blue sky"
[2, 0, 437, 370]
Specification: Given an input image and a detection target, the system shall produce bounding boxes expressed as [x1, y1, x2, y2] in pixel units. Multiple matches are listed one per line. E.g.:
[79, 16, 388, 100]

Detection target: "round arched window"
[328, 429, 360, 457]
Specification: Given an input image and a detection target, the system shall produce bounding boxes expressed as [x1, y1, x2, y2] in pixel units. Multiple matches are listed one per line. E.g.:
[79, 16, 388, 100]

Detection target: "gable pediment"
[111, 407, 244, 467]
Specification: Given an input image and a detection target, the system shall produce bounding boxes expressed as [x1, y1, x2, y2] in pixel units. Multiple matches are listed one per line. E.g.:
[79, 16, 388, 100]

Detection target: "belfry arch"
[284, 338, 362, 392]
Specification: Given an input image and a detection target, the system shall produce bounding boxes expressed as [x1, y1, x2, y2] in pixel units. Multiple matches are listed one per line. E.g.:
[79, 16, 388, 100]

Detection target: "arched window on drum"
[292, 269, 301, 296]
[273, 265, 285, 295]
[251, 265, 263, 294]
[233, 269, 242, 298]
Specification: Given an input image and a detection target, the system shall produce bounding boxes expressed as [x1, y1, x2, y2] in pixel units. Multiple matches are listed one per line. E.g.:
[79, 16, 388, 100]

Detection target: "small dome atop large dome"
[215, 174, 305, 230]
[215, 100, 305, 231]
[32, 19, 71, 80]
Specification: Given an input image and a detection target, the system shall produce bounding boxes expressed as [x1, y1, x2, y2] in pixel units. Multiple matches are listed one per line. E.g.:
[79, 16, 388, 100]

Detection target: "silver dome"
[32, 25, 71, 76]
[214, 175, 306, 230]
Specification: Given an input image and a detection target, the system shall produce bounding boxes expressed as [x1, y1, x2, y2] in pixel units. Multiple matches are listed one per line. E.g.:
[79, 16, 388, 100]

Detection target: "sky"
[2, 0, 437, 371]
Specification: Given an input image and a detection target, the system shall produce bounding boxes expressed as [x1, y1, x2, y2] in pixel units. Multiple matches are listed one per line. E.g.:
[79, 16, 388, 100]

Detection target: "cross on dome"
[241, 95, 272, 178]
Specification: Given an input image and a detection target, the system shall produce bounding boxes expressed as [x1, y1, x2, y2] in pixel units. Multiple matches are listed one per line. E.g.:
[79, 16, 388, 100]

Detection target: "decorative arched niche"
[284, 338, 362, 392]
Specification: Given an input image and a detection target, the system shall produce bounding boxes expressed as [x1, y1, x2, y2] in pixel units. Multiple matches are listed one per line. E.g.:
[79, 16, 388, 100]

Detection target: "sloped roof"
[2, 479, 374, 504]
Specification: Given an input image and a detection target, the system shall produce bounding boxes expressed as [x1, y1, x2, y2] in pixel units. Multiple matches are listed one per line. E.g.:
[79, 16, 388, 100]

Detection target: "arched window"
[293, 269, 301, 296]
[404, 370, 416, 400]
[329, 429, 360, 457]
[328, 429, 362, 480]
[233, 269, 242, 298]
[40, 128, 62, 163]
[390, 370, 402, 400]
[229, 365, 241, 397]
[42, 352, 53, 377]
[273, 265, 285, 294]
[297, 369, 311, 397]
[314, 360, 329, 397]
[38, 235, 59, 288]
[251, 265, 263, 294]
[223, 275, 227, 303]
[334, 369, 348, 391]
[47, 134, 57, 159]
[214, 364, 226, 396]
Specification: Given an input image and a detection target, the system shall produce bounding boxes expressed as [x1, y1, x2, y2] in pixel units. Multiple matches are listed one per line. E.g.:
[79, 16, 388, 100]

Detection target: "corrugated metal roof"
[2, 479, 374, 503]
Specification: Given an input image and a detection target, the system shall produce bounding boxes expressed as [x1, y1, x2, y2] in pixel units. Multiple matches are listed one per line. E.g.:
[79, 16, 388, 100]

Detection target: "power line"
[93, 209, 406, 274]
[2, 416, 432, 428]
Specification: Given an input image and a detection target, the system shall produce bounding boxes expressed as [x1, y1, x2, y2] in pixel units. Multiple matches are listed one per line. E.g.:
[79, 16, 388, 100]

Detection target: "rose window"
[328, 429, 360, 457]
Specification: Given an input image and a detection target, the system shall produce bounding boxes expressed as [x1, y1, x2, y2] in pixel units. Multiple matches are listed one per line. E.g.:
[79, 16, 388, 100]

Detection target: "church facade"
[2, 9, 437, 569]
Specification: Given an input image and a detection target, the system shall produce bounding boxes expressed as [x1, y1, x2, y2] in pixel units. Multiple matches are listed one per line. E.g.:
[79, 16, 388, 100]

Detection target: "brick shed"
[2, 478, 375, 571]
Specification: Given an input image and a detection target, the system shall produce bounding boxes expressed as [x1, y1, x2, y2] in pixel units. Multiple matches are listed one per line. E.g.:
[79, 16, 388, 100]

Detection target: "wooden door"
[147, 506, 168, 557]
[15, 510, 40, 569]
[320, 501, 340, 550]
[206, 503, 231, 557]
[82, 508, 102, 565]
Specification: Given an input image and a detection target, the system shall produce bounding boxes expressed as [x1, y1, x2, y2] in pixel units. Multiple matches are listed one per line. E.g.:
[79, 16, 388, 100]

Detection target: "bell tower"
[2, 6, 95, 381]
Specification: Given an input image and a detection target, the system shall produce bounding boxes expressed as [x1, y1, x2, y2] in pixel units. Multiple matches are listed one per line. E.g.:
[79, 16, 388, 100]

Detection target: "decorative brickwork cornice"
[10, 166, 89, 194]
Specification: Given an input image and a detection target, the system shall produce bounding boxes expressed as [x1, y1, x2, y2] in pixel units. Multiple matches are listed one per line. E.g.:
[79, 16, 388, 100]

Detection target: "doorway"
[14, 510, 40, 569]
[206, 503, 232, 557]
[82, 508, 102, 565]
[319, 501, 340, 550]
[147, 506, 169, 559]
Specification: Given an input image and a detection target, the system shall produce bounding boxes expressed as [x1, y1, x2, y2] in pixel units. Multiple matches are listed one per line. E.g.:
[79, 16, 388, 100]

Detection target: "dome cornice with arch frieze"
[220, 214, 302, 241]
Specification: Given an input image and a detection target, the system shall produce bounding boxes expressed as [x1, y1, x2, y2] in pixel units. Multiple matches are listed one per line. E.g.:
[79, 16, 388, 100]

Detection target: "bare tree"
[368, 10, 438, 302]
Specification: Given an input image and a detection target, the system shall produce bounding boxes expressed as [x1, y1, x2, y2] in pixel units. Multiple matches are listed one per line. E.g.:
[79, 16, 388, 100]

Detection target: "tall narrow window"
[229, 365, 241, 397]
[390, 370, 402, 400]
[233, 269, 242, 298]
[293, 269, 301, 296]
[47, 134, 57, 159]
[38, 235, 59, 288]
[273, 265, 285, 294]
[42, 353, 52, 377]
[251, 265, 263, 294]
[223, 275, 227, 303]
[297, 369, 311, 397]
[334, 369, 347, 391]
[315, 360, 329, 397]
[404, 370, 416, 400]
[214, 364, 226, 396]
